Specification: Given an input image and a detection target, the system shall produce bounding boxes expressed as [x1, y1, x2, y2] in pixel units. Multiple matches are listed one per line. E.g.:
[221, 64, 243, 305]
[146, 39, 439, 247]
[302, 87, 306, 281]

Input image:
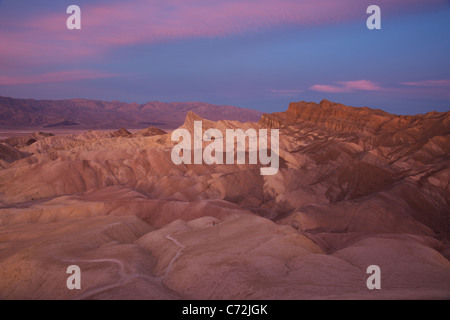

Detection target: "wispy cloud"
[0, 0, 447, 108]
[309, 84, 350, 93]
[310, 80, 382, 93]
[25, 0, 363, 46]
[38, 0, 445, 45]
[0, 0, 444, 65]
[343, 80, 382, 91]
[0, 70, 116, 86]
[402, 79, 450, 87]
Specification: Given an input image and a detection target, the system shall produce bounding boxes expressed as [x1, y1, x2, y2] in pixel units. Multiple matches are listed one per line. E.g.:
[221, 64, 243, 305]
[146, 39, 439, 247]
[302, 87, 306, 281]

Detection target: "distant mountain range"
[0, 96, 263, 129]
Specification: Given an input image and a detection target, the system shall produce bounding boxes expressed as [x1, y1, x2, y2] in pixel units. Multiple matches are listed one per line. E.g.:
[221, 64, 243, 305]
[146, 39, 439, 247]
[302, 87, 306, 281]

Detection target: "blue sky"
[0, 0, 449, 114]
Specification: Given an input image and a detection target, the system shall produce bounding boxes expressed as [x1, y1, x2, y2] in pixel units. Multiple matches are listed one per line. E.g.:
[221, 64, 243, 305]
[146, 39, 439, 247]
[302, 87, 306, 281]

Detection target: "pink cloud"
[309, 84, 350, 93]
[341, 80, 382, 91]
[83, 0, 445, 46]
[2, 0, 444, 50]
[402, 79, 450, 87]
[310, 80, 382, 93]
[0, 0, 445, 76]
[22, 0, 363, 47]
[0, 70, 116, 86]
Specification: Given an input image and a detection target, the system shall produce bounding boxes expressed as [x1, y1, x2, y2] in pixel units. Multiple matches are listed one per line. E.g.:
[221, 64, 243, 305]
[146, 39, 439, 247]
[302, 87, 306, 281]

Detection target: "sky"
[0, 0, 449, 114]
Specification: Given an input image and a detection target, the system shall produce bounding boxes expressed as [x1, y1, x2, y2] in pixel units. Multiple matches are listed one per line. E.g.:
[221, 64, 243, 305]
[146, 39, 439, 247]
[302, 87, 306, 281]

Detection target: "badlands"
[0, 99, 449, 299]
